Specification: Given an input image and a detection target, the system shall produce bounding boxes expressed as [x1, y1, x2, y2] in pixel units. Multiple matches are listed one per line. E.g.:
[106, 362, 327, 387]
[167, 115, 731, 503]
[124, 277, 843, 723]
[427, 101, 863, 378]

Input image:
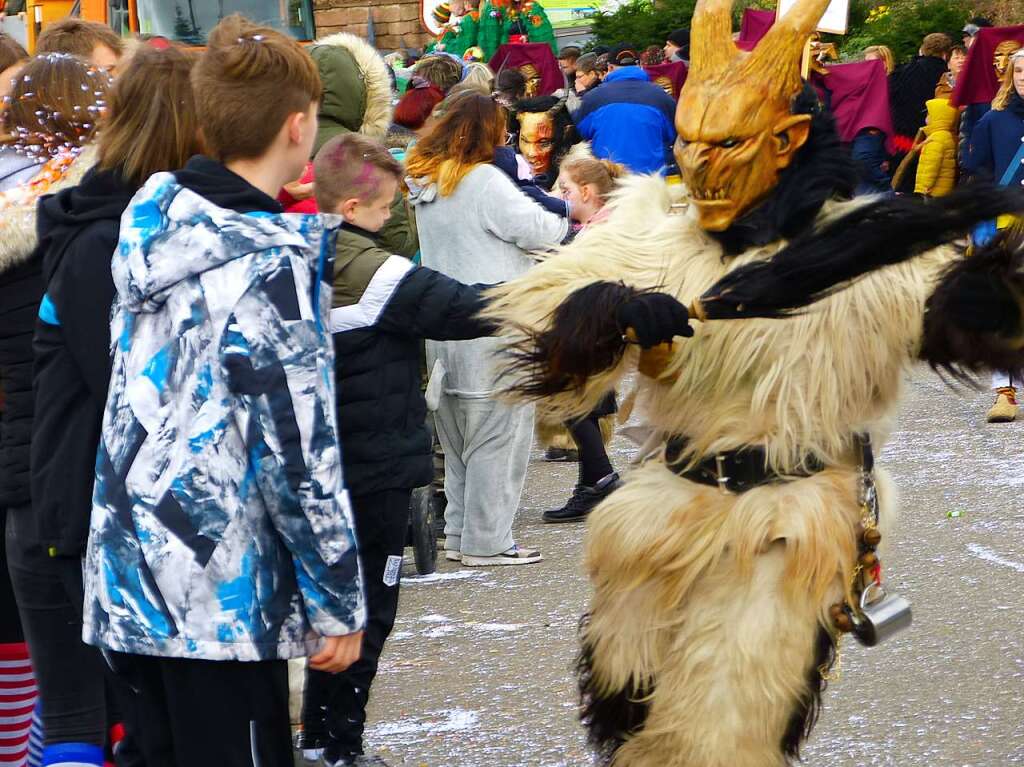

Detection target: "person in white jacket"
[407, 92, 568, 566]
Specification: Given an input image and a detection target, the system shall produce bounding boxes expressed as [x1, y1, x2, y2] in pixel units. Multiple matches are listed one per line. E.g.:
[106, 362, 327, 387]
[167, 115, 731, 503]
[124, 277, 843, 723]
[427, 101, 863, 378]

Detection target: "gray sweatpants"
[433, 395, 534, 557]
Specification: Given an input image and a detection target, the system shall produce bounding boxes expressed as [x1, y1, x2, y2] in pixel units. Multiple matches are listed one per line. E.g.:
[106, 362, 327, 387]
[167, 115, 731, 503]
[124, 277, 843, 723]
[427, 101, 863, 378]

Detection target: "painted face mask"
[674, 0, 831, 232]
[654, 75, 674, 96]
[520, 63, 542, 97]
[518, 110, 556, 176]
[994, 40, 1022, 80]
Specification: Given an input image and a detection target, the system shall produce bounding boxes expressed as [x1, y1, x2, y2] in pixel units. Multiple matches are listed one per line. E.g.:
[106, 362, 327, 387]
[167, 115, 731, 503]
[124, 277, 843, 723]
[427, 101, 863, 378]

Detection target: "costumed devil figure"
[484, 0, 1024, 763]
[511, 95, 578, 188]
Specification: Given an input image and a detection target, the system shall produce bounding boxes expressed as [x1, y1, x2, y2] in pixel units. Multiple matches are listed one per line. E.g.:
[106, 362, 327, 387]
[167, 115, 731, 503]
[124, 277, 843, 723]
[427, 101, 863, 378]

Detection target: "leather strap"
[665, 435, 873, 495]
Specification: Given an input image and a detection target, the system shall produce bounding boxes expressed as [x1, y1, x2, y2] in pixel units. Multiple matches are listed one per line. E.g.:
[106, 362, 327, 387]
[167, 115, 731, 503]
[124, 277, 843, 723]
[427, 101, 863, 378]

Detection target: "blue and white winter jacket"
[574, 66, 677, 175]
[82, 166, 366, 662]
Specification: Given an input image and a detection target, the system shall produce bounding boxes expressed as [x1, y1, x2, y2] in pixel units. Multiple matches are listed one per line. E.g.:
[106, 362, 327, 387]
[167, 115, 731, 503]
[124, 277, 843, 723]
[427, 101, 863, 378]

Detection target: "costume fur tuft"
[921, 230, 1024, 382]
[499, 280, 646, 398]
[577, 613, 653, 763]
[780, 625, 835, 759]
[700, 184, 1024, 321]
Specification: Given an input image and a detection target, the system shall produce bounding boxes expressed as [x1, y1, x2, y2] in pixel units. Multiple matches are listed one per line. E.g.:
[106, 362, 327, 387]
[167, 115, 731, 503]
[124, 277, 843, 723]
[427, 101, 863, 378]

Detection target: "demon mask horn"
[677, 0, 831, 231]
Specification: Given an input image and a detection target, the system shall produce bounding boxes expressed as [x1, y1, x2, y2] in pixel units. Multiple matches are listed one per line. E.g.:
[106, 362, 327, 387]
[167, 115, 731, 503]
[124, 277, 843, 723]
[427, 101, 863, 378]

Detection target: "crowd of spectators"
[1, 10, 1024, 767]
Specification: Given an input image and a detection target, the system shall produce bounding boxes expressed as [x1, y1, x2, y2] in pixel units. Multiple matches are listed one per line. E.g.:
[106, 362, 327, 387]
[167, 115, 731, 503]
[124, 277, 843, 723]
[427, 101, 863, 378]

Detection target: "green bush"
[590, 0, 698, 50]
[827, 0, 973, 62]
[590, 0, 973, 65]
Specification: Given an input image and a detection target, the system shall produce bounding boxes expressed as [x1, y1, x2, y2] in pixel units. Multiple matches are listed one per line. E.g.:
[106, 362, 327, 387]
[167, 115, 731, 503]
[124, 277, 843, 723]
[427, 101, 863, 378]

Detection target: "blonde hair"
[405, 92, 506, 196]
[462, 61, 494, 90]
[36, 18, 124, 60]
[560, 157, 626, 203]
[993, 50, 1024, 110]
[863, 45, 895, 75]
[98, 44, 202, 186]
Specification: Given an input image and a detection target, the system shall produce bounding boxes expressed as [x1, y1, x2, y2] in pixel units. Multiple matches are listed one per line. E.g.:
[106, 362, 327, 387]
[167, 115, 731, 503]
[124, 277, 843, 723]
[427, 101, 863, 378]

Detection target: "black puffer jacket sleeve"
[376, 263, 495, 341]
[31, 221, 118, 554]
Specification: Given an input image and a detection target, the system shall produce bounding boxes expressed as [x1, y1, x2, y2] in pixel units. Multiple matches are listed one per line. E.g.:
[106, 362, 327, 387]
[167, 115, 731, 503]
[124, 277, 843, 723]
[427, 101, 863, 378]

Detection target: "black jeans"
[109, 653, 292, 767]
[302, 488, 411, 756]
[5, 507, 108, 747]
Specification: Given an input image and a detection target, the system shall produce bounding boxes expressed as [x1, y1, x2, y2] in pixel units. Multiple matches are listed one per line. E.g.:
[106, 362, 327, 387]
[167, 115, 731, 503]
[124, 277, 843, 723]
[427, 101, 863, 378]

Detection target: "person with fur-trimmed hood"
[281, 32, 419, 258]
[484, 0, 1024, 764]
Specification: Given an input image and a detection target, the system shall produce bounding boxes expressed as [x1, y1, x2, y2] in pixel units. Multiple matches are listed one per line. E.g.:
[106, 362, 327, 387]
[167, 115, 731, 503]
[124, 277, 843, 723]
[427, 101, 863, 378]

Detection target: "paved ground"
[316, 367, 1024, 766]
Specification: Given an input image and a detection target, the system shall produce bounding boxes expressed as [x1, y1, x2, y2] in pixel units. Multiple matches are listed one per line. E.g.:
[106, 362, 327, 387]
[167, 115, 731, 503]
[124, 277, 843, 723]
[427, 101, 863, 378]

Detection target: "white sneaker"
[461, 545, 543, 567]
[443, 537, 461, 561]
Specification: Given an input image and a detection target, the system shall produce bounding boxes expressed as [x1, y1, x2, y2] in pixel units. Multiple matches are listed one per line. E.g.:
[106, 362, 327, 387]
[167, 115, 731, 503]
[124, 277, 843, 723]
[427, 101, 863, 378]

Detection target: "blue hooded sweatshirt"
[574, 66, 677, 175]
[82, 166, 366, 662]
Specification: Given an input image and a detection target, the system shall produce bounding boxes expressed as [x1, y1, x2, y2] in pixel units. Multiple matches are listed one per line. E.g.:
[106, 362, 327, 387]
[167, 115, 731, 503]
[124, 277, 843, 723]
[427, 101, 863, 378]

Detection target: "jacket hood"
[924, 98, 958, 134]
[37, 167, 138, 286]
[312, 33, 394, 154]
[604, 66, 650, 83]
[114, 163, 321, 314]
[0, 147, 42, 189]
[0, 145, 97, 275]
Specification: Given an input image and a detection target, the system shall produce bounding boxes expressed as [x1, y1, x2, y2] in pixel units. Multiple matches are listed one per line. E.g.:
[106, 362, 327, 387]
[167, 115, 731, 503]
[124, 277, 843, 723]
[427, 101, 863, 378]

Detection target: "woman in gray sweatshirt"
[408, 92, 568, 566]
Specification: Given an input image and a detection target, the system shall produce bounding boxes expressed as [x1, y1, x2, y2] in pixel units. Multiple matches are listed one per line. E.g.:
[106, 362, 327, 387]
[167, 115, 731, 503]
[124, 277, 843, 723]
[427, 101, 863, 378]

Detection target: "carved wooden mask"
[674, 0, 831, 232]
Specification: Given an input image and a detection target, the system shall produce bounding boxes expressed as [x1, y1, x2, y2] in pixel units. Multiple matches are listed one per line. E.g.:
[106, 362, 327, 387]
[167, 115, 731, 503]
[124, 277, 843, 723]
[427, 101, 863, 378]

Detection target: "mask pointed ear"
[772, 114, 812, 169]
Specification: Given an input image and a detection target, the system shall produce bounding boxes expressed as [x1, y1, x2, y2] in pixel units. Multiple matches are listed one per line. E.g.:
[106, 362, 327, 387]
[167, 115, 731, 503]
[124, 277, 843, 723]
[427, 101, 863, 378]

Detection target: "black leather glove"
[616, 293, 694, 348]
[945, 272, 1021, 336]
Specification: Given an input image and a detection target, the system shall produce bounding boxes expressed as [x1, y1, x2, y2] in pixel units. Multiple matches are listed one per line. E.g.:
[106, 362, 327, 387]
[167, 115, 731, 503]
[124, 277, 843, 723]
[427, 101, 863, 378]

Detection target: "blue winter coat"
[82, 171, 366, 662]
[965, 94, 1024, 185]
[574, 66, 677, 175]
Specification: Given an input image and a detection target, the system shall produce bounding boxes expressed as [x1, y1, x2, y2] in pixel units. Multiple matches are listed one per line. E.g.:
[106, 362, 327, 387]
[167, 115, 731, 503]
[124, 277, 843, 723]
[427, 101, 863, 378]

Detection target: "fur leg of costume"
[575, 462, 894, 766]
[536, 416, 616, 451]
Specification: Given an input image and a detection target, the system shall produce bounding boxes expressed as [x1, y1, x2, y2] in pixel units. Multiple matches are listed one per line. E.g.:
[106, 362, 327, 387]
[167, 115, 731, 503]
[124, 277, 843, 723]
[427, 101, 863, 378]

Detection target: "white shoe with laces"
[461, 544, 543, 567]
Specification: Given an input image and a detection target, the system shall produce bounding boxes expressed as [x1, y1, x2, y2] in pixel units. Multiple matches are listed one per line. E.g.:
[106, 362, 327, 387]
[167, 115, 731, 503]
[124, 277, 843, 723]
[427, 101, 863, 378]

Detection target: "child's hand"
[284, 180, 315, 201]
[310, 631, 364, 673]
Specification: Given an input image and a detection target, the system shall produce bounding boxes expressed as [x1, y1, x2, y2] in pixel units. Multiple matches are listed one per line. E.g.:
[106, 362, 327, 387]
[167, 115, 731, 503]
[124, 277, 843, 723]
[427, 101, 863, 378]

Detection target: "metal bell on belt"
[852, 582, 912, 647]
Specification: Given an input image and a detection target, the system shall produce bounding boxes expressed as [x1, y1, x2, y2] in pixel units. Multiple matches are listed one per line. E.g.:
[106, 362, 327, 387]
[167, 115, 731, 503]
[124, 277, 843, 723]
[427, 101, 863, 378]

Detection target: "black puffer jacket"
[0, 256, 41, 509]
[0, 149, 94, 513]
[330, 224, 491, 495]
[31, 168, 136, 554]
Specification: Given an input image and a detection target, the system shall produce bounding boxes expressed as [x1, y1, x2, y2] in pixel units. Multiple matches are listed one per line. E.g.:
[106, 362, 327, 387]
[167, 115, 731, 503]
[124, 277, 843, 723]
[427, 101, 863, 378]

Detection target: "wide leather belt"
[664, 435, 874, 495]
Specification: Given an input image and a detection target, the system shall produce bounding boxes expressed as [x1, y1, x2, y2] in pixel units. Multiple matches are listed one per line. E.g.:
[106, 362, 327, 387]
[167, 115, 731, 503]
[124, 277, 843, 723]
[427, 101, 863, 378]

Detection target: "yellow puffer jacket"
[914, 98, 958, 196]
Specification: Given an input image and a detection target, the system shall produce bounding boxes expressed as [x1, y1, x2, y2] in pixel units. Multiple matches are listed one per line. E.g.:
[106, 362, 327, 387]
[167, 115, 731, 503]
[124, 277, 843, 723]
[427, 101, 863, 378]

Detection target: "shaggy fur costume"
[535, 416, 614, 452]
[485, 172, 966, 766]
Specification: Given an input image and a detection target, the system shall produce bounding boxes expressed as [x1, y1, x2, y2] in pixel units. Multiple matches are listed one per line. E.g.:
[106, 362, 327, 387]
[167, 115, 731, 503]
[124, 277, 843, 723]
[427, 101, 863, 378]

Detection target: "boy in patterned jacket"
[81, 16, 366, 767]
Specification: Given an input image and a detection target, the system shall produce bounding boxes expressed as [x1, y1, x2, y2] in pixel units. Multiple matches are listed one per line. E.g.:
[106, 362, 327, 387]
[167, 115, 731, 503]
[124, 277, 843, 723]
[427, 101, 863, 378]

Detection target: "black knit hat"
[613, 47, 639, 66]
[666, 28, 689, 47]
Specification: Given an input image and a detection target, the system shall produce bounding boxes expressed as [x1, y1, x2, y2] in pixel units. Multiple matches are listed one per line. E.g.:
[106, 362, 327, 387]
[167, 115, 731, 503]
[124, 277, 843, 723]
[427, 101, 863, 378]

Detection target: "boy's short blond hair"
[36, 18, 124, 60]
[413, 54, 463, 93]
[313, 133, 402, 212]
[192, 14, 321, 163]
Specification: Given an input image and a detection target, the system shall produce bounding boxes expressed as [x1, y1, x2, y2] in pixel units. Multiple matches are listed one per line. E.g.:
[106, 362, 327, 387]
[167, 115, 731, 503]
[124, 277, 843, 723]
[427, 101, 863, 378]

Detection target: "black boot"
[543, 473, 621, 523]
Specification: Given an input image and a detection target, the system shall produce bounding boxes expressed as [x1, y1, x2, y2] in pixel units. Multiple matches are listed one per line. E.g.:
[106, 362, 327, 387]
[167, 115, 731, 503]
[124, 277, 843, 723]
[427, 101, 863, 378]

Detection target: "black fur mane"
[781, 625, 837, 759]
[577, 614, 653, 763]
